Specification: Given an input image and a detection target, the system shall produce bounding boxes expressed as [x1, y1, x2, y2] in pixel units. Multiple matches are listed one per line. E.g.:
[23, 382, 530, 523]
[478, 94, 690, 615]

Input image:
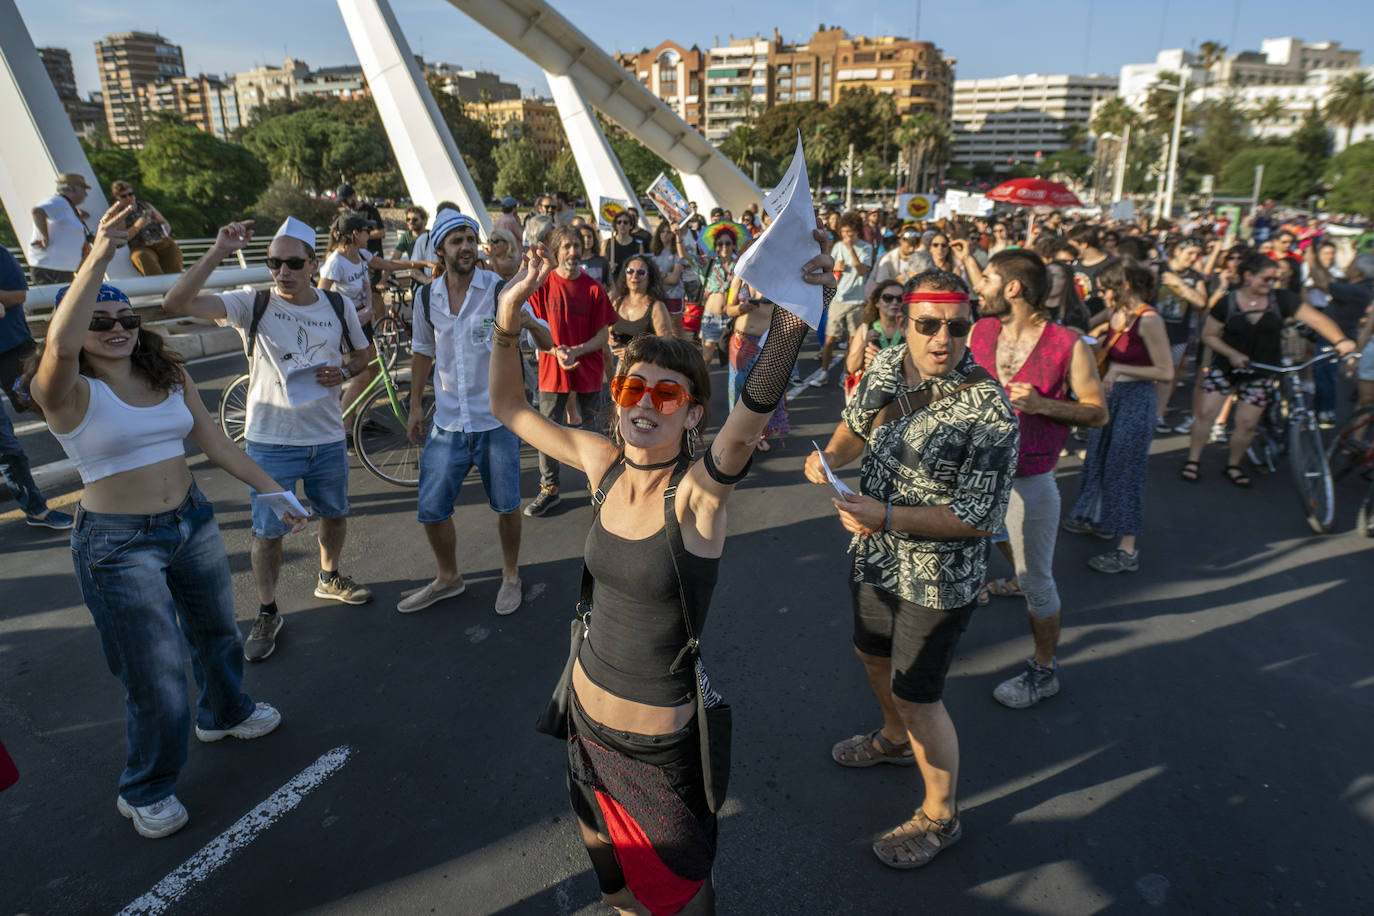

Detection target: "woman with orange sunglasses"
[490, 232, 837, 915]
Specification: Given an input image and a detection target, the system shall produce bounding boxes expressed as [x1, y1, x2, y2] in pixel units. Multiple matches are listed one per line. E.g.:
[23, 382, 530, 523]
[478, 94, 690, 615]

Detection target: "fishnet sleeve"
[740, 286, 836, 414]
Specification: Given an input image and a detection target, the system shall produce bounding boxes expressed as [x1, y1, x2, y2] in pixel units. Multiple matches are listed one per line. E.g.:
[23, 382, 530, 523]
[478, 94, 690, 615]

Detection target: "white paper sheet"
[283, 363, 331, 406]
[732, 133, 825, 329]
[257, 490, 310, 521]
[811, 440, 856, 497]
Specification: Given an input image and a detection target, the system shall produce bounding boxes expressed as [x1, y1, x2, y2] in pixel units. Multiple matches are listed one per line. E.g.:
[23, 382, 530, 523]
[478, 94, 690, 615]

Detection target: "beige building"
[474, 98, 567, 164]
[952, 73, 1117, 168]
[139, 74, 242, 140]
[233, 58, 310, 121]
[95, 31, 186, 147]
[616, 42, 706, 132]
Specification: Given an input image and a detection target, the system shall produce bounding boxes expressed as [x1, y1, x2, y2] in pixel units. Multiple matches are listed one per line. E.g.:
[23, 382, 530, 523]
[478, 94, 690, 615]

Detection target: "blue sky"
[18, 0, 1374, 102]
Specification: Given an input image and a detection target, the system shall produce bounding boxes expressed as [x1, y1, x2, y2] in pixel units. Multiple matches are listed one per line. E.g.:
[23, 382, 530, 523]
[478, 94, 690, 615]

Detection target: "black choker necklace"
[624, 456, 679, 470]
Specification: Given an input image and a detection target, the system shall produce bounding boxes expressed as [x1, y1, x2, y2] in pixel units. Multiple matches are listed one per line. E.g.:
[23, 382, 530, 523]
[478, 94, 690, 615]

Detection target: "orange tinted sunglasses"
[610, 375, 695, 415]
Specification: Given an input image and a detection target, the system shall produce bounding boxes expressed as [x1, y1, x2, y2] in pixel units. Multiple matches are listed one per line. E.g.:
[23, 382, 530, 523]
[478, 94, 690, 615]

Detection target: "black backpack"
[246, 288, 357, 359]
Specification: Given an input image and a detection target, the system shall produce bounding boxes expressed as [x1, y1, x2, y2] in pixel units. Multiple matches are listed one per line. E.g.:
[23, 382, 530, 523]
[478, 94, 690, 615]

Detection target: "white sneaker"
[117, 794, 189, 838]
[195, 702, 282, 743]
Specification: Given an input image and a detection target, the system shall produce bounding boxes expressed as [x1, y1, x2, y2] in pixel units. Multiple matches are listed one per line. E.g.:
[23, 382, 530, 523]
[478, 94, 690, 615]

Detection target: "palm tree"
[1251, 97, 1287, 128]
[1060, 122, 1089, 152]
[1197, 41, 1227, 87]
[894, 112, 949, 193]
[807, 120, 844, 192]
[1325, 72, 1374, 149]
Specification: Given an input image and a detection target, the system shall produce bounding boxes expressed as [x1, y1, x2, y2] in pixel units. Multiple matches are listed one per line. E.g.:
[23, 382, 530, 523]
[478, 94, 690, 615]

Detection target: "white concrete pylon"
[0, 0, 134, 277]
[544, 71, 643, 233]
[336, 0, 491, 235]
[446, 0, 761, 215]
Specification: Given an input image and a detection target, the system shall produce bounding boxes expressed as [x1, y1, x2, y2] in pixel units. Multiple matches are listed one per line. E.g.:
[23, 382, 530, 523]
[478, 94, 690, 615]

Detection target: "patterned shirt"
[841, 345, 1019, 609]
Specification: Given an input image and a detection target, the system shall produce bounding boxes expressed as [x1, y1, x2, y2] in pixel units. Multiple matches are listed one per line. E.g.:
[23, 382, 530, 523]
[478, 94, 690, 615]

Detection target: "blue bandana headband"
[53, 283, 130, 309]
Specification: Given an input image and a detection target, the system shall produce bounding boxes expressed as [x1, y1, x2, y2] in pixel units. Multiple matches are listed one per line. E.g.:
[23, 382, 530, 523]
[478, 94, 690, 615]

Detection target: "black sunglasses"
[89, 313, 141, 332]
[906, 315, 973, 338]
[266, 257, 310, 271]
[879, 293, 902, 304]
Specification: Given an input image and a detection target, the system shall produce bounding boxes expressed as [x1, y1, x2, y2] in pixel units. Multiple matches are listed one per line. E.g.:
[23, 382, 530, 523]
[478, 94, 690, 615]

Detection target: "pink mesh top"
[969, 318, 1078, 477]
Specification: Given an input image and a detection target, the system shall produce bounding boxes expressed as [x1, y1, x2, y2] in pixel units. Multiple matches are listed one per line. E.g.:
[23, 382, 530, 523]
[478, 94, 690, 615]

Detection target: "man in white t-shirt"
[814, 210, 872, 386]
[398, 211, 552, 615]
[163, 216, 375, 662]
[28, 173, 93, 285]
[873, 227, 935, 286]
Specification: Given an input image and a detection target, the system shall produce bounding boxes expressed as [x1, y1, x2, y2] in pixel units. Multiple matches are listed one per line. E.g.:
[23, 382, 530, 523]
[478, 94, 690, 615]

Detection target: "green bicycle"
[217, 353, 433, 487]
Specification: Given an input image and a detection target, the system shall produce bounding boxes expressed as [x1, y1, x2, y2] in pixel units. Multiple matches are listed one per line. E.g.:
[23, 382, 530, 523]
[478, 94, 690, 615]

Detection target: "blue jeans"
[245, 440, 349, 539]
[417, 425, 522, 521]
[71, 483, 254, 805]
[0, 405, 47, 517]
[1313, 344, 1337, 415]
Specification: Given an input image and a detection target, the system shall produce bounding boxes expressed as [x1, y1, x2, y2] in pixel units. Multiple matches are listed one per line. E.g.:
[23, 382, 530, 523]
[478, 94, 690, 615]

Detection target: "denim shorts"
[1359, 346, 1374, 382]
[246, 440, 350, 539]
[417, 425, 522, 521]
[700, 311, 731, 341]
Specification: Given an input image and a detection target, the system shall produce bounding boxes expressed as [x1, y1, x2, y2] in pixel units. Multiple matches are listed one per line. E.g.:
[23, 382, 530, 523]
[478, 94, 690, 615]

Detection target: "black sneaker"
[243, 612, 283, 661]
[524, 487, 561, 517]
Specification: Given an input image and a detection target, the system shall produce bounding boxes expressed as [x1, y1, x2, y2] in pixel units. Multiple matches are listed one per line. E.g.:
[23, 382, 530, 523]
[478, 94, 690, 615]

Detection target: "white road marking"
[524, 582, 547, 603]
[115, 745, 352, 916]
[465, 624, 490, 644]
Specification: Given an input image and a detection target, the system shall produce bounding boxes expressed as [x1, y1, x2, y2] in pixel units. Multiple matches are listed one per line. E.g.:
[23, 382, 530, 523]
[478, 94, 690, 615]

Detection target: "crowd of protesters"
[5, 171, 1374, 916]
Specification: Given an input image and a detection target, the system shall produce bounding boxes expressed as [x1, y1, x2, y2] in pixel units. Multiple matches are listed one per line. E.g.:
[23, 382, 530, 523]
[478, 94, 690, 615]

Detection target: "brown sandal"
[873, 809, 963, 869]
[831, 729, 916, 768]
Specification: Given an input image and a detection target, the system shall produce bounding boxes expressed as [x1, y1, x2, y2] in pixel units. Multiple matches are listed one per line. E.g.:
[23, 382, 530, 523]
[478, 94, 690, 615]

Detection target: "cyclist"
[163, 216, 376, 661]
[1181, 252, 1356, 487]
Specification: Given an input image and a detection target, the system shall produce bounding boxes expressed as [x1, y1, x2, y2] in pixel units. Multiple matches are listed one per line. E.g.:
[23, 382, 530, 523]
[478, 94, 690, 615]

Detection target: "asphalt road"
[2, 347, 1372, 916]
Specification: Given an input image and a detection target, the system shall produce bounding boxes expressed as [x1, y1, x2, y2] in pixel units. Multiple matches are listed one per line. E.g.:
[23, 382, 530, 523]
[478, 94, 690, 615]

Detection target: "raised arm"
[29, 202, 132, 424]
[162, 221, 251, 320]
[950, 238, 984, 288]
[490, 246, 618, 482]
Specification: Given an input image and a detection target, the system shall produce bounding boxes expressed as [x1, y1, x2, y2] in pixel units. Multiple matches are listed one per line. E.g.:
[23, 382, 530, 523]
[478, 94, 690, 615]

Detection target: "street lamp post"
[1112, 123, 1131, 203]
[1149, 72, 1188, 221]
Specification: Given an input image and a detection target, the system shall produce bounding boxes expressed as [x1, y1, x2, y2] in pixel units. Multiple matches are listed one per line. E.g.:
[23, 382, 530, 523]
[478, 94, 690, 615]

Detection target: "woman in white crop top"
[24, 203, 307, 840]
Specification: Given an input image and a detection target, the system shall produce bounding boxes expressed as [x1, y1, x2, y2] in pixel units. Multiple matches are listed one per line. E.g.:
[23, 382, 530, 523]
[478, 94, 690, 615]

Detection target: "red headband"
[902, 291, 970, 305]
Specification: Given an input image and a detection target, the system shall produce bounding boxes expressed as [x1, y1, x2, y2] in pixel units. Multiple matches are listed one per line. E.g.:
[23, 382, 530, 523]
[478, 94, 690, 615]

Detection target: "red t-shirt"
[527, 269, 617, 393]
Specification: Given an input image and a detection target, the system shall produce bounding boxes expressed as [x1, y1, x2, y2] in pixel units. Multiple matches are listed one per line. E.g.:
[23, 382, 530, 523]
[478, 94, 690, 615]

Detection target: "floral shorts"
[1201, 366, 1276, 409]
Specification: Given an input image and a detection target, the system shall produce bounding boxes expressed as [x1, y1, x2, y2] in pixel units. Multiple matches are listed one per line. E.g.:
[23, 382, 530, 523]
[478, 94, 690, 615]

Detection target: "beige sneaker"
[314, 571, 373, 605]
[494, 579, 523, 616]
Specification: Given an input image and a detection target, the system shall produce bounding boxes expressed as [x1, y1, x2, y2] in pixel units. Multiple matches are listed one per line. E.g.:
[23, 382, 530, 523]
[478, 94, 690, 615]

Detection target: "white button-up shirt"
[412, 268, 543, 433]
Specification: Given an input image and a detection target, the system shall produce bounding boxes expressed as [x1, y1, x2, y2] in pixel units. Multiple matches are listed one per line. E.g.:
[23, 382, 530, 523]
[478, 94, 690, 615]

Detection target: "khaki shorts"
[826, 299, 864, 340]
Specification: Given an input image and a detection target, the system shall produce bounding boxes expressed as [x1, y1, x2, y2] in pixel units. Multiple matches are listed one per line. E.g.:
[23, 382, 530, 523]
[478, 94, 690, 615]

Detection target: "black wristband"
[704, 447, 752, 485]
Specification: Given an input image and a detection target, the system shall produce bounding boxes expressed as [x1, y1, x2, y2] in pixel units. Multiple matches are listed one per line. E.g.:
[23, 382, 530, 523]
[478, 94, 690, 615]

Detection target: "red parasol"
[985, 178, 1083, 209]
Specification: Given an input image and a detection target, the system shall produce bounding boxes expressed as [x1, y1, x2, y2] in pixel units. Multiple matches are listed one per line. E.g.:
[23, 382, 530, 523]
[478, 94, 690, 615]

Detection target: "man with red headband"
[806, 270, 1019, 870]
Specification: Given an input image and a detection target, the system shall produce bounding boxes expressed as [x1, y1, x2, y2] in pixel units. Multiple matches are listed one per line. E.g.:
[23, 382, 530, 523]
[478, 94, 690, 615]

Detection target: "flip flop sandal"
[872, 810, 963, 870]
[1179, 460, 1201, 482]
[831, 729, 916, 768]
[1223, 465, 1252, 488]
[985, 578, 1023, 597]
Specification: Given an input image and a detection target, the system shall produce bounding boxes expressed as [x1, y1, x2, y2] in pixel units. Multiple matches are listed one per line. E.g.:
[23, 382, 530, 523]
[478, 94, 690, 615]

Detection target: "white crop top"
[52, 377, 194, 484]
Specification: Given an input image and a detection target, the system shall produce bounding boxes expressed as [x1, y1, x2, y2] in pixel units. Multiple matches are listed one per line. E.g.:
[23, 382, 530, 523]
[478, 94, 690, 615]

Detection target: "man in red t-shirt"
[523, 224, 618, 516]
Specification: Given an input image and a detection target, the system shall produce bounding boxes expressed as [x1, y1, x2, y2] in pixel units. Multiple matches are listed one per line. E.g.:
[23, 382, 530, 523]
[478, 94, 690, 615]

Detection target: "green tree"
[1060, 122, 1089, 152]
[241, 108, 387, 195]
[1197, 41, 1227, 87]
[1324, 140, 1374, 214]
[80, 134, 142, 196]
[1291, 104, 1332, 175]
[138, 121, 268, 235]
[755, 101, 828, 161]
[894, 112, 950, 193]
[544, 148, 587, 203]
[604, 125, 675, 195]
[1218, 147, 1310, 202]
[1250, 97, 1287, 126]
[719, 126, 779, 186]
[1037, 149, 1093, 181]
[1325, 72, 1374, 149]
[427, 75, 497, 199]
[492, 137, 546, 202]
[248, 178, 337, 233]
[1189, 97, 1248, 178]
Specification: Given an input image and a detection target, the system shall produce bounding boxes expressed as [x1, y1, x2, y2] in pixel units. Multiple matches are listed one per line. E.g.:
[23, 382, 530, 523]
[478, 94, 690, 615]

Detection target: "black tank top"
[578, 461, 720, 707]
[610, 303, 655, 347]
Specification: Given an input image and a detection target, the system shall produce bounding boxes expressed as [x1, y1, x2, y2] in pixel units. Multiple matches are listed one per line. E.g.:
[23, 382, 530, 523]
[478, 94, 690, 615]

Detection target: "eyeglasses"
[116, 192, 134, 200]
[266, 257, 309, 271]
[610, 375, 695, 415]
[905, 315, 973, 338]
[879, 293, 902, 304]
[625, 268, 647, 277]
[89, 313, 141, 332]
[615, 219, 632, 226]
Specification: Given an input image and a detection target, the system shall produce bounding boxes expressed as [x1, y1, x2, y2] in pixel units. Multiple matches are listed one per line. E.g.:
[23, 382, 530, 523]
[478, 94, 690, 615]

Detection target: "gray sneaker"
[1060, 517, 1113, 539]
[314, 572, 373, 605]
[243, 612, 283, 662]
[1088, 548, 1139, 574]
[117, 794, 188, 839]
[993, 660, 1060, 709]
[523, 487, 561, 517]
[195, 702, 282, 743]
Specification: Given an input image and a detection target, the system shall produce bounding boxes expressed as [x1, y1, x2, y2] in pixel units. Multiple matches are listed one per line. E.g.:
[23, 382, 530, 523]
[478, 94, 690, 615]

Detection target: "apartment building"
[1212, 38, 1360, 87]
[427, 63, 520, 103]
[703, 36, 772, 143]
[95, 31, 186, 147]
[473, 98, 567, 164]
[952, 73, 1117, 168]
[294, 65, 369, 101]
[233, 58, 311, 121]
[139, 74, 242, 140]
[615, 42, 706, 132]
[38, 47, 105, 137]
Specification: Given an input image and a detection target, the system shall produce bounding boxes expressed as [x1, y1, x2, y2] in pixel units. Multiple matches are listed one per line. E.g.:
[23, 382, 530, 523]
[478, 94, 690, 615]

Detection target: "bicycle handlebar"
[1245, 350, 1360, 374]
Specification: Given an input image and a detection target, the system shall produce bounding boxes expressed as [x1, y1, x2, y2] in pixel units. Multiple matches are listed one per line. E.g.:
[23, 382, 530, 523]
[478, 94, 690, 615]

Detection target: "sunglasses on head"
[266, 256, 309, 271]
[610, 375, 695, 415]
[89, 313, 141, 332]
[905, 315, 973, 338]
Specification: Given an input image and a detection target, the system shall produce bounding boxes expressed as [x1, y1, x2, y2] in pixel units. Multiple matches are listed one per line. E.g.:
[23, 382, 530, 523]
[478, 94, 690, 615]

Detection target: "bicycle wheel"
[353, 383, 432, 487]
[1327, 406, 1374, 481]
[373, 316, 408, 371]
[218, 374, 251, 445]
[1287, 414, 1334, 534]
